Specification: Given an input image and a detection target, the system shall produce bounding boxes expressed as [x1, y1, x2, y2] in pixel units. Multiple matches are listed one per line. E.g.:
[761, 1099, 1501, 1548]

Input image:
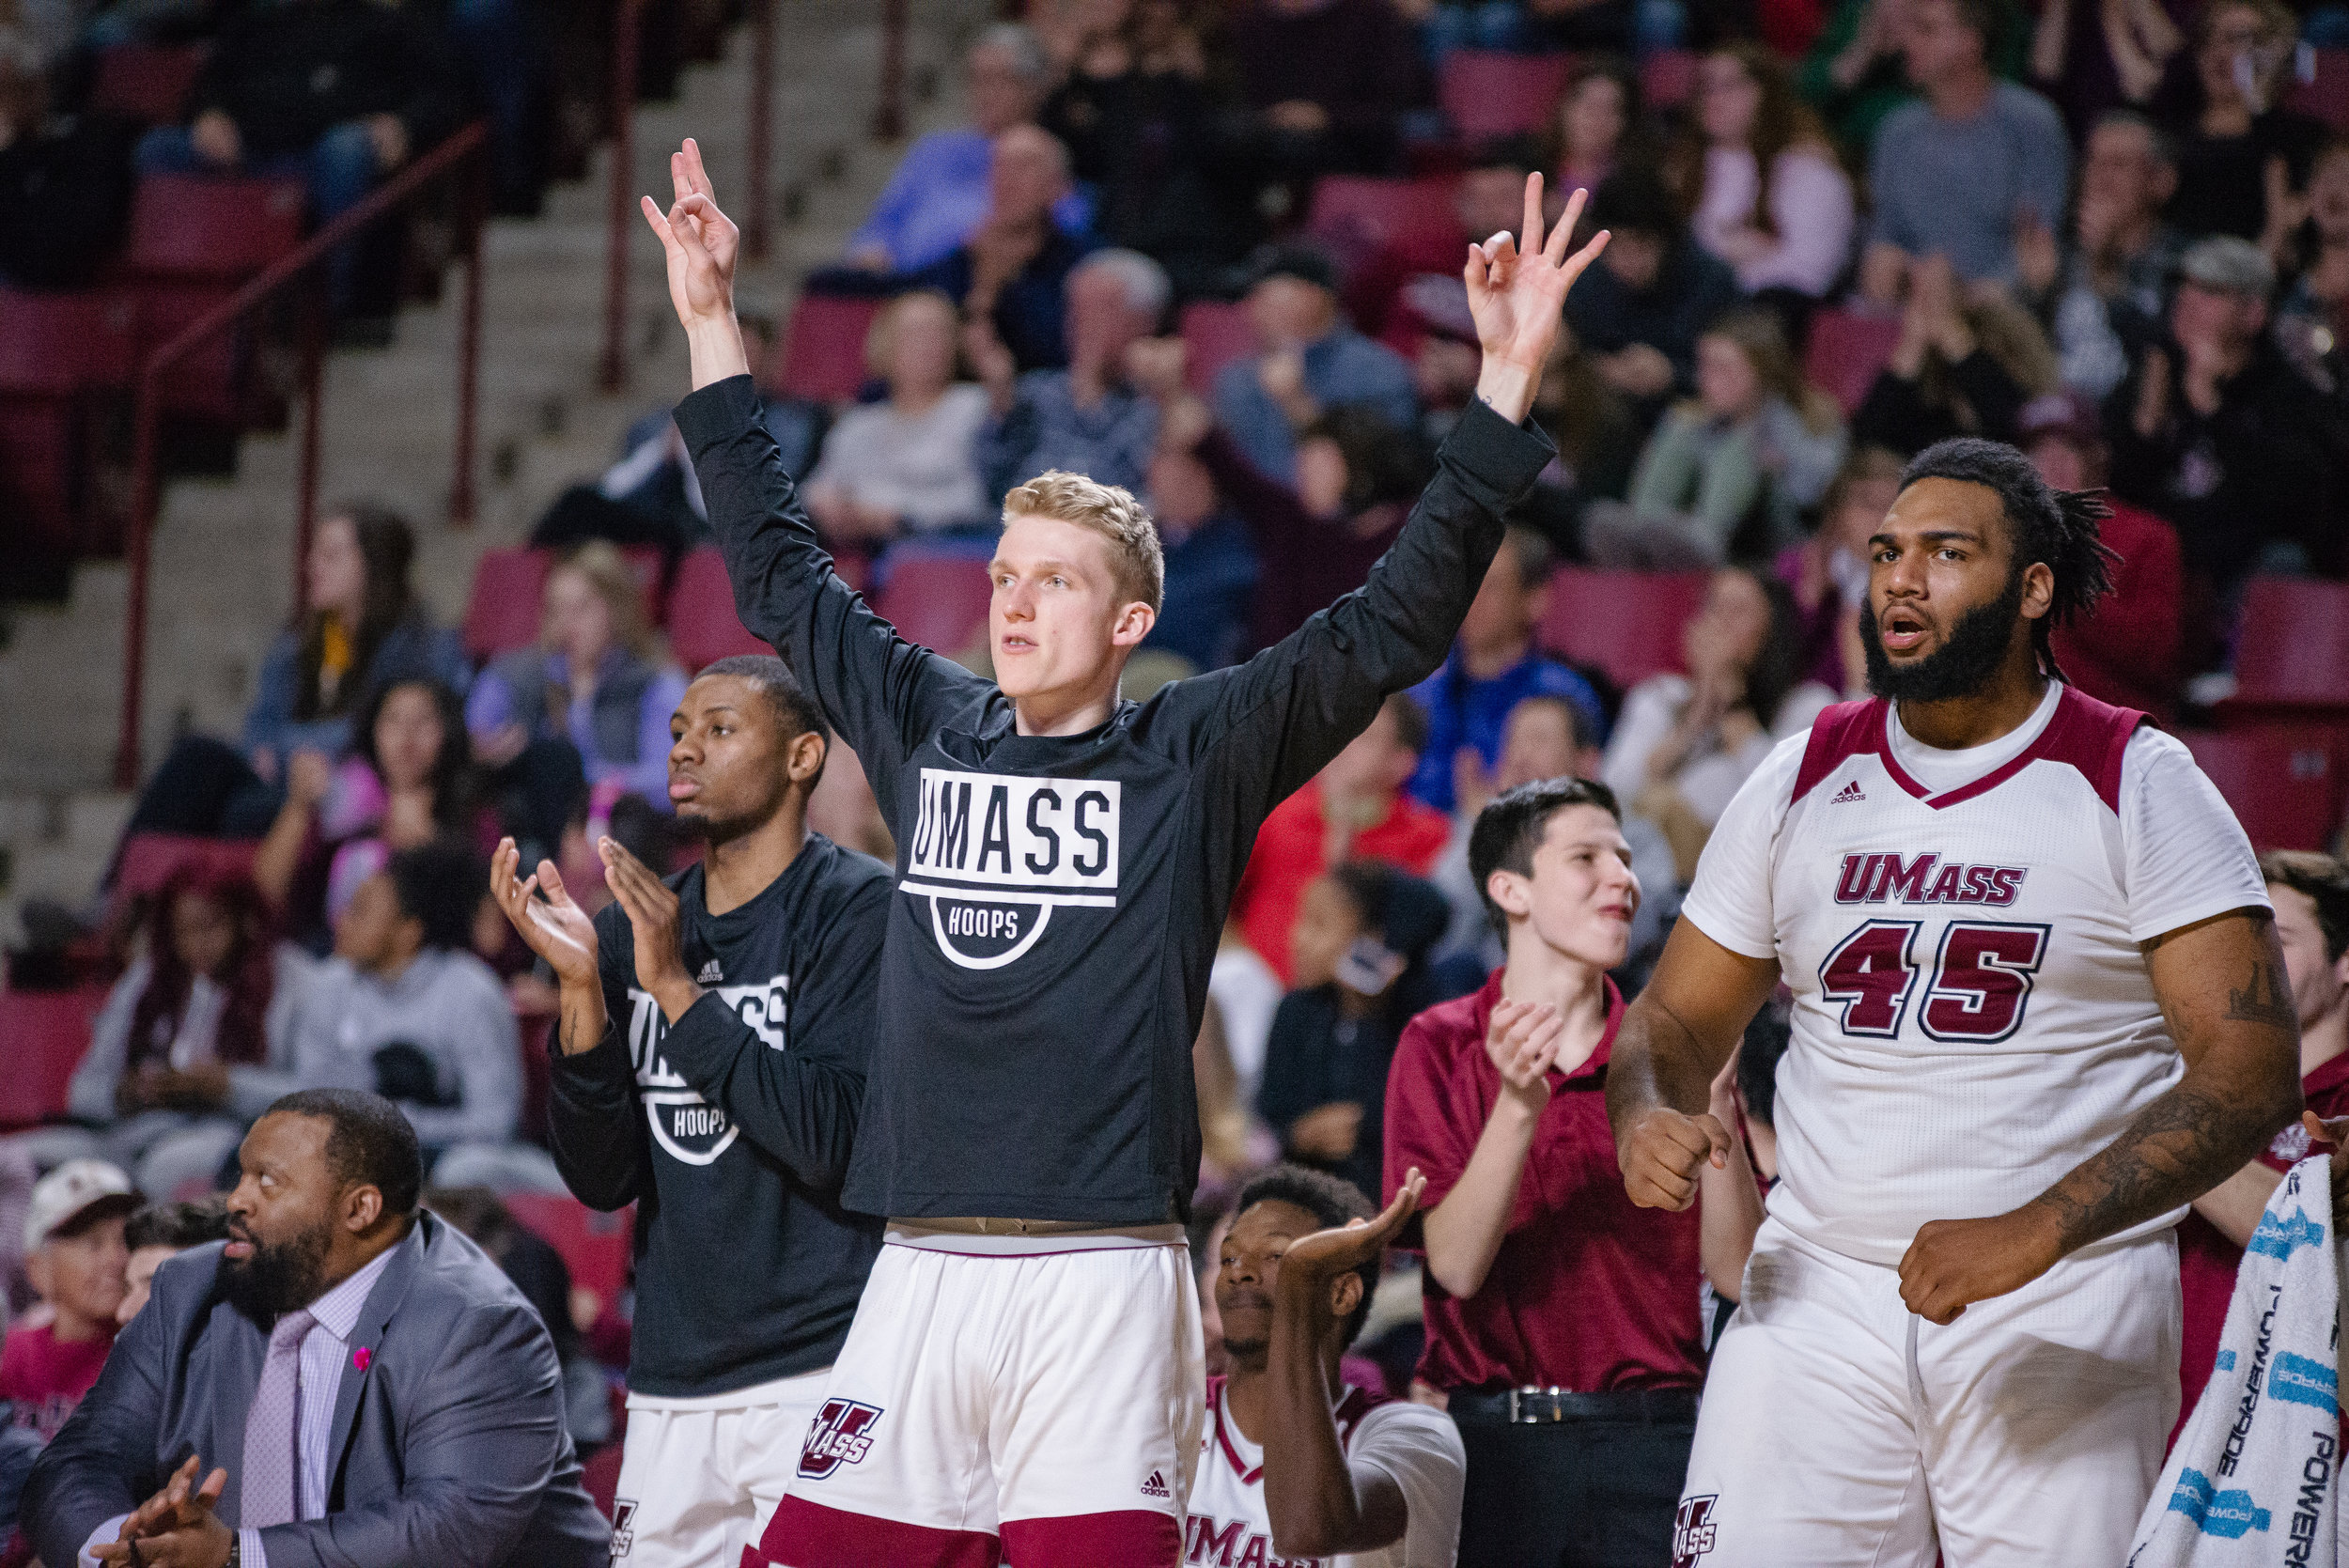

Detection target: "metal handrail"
[114, 120, 493, 790]
[600, 0, 646, 393]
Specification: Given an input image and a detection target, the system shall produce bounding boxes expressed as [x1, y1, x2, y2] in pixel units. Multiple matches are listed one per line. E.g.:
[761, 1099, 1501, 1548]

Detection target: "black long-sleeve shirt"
[547, 835, 891, 1397]
[679, 374, 1553, 1224]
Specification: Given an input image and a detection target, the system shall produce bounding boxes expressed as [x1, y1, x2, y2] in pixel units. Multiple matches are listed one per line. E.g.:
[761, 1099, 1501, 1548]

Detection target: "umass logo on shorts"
[798, 1399, 884, 1481]
[900, 769, 1120, 970]
[1672, 1496, 1719, 1564]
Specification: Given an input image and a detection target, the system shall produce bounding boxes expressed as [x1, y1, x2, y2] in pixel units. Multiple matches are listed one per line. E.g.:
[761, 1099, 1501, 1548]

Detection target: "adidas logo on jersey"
[697, 960, 723, 984]
[1831, 780, 1866, 804]
[1141, 1469, 1171, 1498]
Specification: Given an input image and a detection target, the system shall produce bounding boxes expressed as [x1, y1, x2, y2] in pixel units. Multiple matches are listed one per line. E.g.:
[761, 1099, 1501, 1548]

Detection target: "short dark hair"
[2092, 107, 2174, 168]
[695, 655, 832, 786]
[386, 838, 486, 953]
[124, 1197, 232, 1252]
[265, 1088, 424, 1217]
[1587, 166, 1684, 242]
[1898, 438, 2117, 683]
[1235, 1164, 1380, 1346]
[1500, 524, 1553, 589]
[1381, 691, 1429, 759]
[1468, 778, 1623, 939]
[1509, 692, 1595, 755]
[2263, 849, 2349, 963]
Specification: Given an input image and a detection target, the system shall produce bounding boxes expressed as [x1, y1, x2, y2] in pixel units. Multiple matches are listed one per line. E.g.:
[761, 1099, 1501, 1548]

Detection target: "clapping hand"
[490, 837, 600, 990]
[1279, 1169, 1427, 1292]
[1486, 997, 1565, 1114]
[1464, 175, 1610, 423]
[599, 836, 703, 1023]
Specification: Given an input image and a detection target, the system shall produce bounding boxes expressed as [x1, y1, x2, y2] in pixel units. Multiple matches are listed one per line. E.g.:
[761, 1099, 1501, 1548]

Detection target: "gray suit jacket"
[23, 1212, 609, 1568]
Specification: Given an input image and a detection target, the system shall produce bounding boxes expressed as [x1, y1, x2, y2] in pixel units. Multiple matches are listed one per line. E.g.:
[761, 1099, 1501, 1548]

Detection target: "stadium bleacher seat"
[2183, 726, 2346, 851]
[1538, 567, 1710, 692]
[2290, 47, 2349, 131]
[118, 174, 307, 425]
[1179, 301, 1257, 396]
[504, 1192, 633, 1309]
[664, 545, 771, 671]
[1438, 51, 1574, 139]
[1641, 49, 1700, 109]
[109, 832, 260, 924]
[0, 987, 106, 1128]
[88, 43, 209, 125]
[1804, 308, 1903, 416]
[462, 545, 663, 661]
[772, 294, 885, 405]
[2221, 576, 2349, 715]
[0, 289, 138, 551]
[872, 548, 993, 657]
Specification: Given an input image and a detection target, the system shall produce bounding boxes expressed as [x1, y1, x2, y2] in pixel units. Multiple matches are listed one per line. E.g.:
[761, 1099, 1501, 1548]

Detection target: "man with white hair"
[972, 247, 1171, 499]
[845, 23, 1081, 273]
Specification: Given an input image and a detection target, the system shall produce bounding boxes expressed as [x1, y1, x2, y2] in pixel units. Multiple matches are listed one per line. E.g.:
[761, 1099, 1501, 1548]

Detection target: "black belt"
[1446, 1387, 1700, 1426]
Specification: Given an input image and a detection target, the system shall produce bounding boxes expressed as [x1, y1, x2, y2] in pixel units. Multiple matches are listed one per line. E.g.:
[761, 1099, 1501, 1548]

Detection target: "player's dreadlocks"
[1899, 438, 2118, 685]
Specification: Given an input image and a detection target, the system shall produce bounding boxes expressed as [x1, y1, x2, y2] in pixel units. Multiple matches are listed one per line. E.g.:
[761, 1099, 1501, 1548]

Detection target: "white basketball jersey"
[1185, 1375, 1464, 1568]
[1681, 683, 2268, 1267]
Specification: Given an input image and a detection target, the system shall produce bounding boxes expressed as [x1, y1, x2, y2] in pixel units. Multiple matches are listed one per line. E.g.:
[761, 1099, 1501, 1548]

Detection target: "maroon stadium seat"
[771, 294, 885, 404]
[1179, 301, 1257, 396]
[1641, 49, 1700, 109]
[582, 1441, 624, 1518]
[1538, 567, 1710, 692]
[2290, 48, 2349, 131]
[1804, 308, 1903, 416]
[113, 832, 260, 905]
[2183, 726, 2347, 851]
[1438, 51, 1575, 139]
[2223, 576, 2349, 715]
[462, 547, 555, 660]
[664, 546, 770, 672]
[503, 1192, 634, 1308]
[88, 43, 210, 125]
[0, 987, 106, 1128]
[119, 174, 307, 425]
[0, 289, 138, 550]
[873, 549, 993, 657]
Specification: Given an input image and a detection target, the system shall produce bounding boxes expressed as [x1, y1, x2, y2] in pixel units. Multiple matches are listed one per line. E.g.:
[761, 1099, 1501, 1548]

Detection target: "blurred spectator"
[2151, 0, 2326, 250]
[1, 1162, 133, 1441]
[1226, 0, 1425, 183]
[255, 674, 479, 940]
[133, 0, 470, 318]
[973, 248, 1168, 498]
[466, 542, 686, 854]
[1852, 254, 2058, 452]
[1585, 307, 1848, 567]
[801, 292, 991, 541]
[2018, 392, 2184, 717]
[1672, 43, 1858, 300]
[1344, 141, 1526, 340]
[278, 841, 543, 1188]
[1563, 169, 1741, 416]
[1258, 862, 1451, 1200]
[1859, 0, 2070, 294]
[1041, 0, 1242, 300]
[1779, 443, 1906, 692]
[1215, 242, 1417, 485]
[2027, 0, 2182, 133]
[804, 737, 895, 864]
[2015, 110, 2184, 399]
[2106, 235, 2331, 666]
[1384, 779, 1703, 1565]
[2274, 135, 2349, 407]
[846, 24, 1074, 272]
[1523, 317, 1642, 545]
[1192, 999, 1273, 1200]
[1235, 693, 1451, 983]
[1554, 56, 1643, 197]
[1141, 442, 1261, 672]
[1404, 526, 1606, 815]
[1214, 923, 1287, 1124]
[1602, 567, 1834, 879]
[912, 124, 1094, 374]
[1798, 0, 1923, 147]
[115, 1199, 229, 1328]
[0, 35, 138, 290]
[63, 866, 314, 1203]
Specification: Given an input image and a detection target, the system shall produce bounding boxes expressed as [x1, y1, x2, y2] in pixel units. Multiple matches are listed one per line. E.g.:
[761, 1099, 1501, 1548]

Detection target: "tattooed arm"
[1896, 908, 2304, 1325]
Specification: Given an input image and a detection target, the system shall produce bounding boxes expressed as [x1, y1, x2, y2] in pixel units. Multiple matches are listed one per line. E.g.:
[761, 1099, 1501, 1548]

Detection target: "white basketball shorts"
[611, 1367, 832, 1567]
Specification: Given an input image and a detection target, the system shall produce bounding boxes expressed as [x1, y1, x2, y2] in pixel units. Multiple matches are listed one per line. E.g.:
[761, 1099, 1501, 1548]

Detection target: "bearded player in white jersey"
[1606, 437, 2304, 1565]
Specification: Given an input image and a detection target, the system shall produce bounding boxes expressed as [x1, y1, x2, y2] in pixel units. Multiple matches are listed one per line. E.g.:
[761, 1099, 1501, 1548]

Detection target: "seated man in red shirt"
[1, 1161, 136, 1440]
[1383, 777, 1705, 1566]
[2172, 848, 2349, 1445]
[1233, 692, 1451, 984]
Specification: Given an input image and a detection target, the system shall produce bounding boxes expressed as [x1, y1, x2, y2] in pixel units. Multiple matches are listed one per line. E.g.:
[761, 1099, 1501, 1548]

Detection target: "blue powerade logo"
[2247, 1210, 2326, 1261]
[2168, 1469, 2272, 1538]
[2269, 1351, 2341, 1417]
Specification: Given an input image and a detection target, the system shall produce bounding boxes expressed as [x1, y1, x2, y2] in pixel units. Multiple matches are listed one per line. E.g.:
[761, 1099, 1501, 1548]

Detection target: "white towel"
[2129, 1156, 2343, 1566]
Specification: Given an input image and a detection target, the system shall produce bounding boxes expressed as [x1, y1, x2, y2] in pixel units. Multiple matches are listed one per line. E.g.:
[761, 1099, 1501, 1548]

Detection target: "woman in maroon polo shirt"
[1382, 778, 1710, 1568]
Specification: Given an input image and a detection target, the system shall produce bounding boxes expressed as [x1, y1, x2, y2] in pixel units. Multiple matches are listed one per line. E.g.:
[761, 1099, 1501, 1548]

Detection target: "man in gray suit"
[23, 1088, 608, 1568]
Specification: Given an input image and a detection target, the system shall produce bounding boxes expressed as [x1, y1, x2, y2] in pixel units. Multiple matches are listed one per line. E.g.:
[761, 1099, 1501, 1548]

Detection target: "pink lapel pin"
[353, 1347, 372, 1372]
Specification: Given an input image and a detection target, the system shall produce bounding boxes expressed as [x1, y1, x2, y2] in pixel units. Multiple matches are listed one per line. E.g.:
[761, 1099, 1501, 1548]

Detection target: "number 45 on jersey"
[1821, 921, 2051, 1041]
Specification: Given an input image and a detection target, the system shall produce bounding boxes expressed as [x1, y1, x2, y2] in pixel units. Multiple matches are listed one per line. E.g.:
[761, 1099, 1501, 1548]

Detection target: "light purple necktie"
[240, 1309, 316, 1529]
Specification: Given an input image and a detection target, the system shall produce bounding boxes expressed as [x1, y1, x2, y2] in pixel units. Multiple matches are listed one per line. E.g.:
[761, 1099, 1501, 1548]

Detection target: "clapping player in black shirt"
[640, 138, 1608, 1567]
[489, 656, 892, 1567]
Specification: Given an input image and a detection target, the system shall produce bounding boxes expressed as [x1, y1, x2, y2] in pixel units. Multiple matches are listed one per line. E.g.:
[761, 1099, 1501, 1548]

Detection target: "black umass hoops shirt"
[677, 374, 1554, 1226]
[548, 834, 893, 1397]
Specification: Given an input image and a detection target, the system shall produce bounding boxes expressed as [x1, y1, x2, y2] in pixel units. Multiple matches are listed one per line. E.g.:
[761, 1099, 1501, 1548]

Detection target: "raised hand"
[640, 138, 750, 386]
[1464, 174, 1610, 424]
[1485, 998, 1565, 1113]
[490, 837, 600, 990]
[599, 836, 702, 1022]
[1280, 1168, 1427, 1286]
[1617, 1104, 1735, 1211]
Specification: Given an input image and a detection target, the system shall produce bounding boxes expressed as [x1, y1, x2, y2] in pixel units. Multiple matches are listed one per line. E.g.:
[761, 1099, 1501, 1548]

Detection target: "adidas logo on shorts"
[1831, 780, 1866, 804]
[1140, 1469, 1171, 1498]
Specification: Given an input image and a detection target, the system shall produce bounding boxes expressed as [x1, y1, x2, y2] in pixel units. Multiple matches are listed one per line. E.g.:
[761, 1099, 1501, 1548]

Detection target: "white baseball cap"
[23, 1159, 137, 1251]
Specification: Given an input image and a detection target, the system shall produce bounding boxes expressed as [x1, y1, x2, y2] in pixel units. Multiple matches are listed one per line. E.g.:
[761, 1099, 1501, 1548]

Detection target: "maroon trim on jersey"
[1205, 1374, 1394, 1487]
[754, 1497, 1000, 1567]
[1206, 1374, 1264, 1484]
[999, 1511, 1185, 1565]
[1790, 690, 2148, 815]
